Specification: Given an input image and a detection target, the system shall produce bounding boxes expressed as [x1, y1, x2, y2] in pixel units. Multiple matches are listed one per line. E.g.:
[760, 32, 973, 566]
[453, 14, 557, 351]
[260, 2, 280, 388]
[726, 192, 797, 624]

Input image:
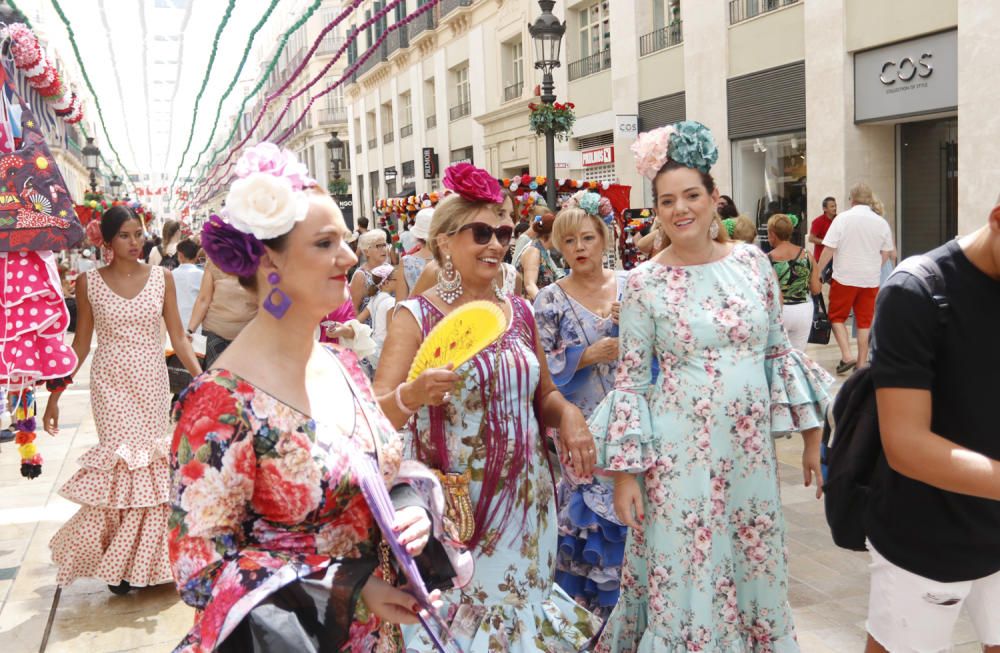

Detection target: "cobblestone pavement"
[0, 343, 983, 652]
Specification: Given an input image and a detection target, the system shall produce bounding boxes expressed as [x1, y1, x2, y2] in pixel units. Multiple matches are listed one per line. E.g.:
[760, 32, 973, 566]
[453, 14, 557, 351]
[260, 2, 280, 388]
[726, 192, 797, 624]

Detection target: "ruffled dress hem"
[596, 597, 800, 653]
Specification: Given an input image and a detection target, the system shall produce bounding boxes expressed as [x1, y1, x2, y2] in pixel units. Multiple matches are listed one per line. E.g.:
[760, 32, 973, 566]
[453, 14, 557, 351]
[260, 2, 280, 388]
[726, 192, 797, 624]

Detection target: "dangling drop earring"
[263, 272, 292, 319]
[709, 215, 720, 240]
[436, 255, 463, 304]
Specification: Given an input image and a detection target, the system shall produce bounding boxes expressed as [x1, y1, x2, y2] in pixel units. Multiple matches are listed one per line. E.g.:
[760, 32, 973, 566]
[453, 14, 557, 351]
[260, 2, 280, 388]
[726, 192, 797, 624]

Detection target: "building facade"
[345, 0, 996, 255]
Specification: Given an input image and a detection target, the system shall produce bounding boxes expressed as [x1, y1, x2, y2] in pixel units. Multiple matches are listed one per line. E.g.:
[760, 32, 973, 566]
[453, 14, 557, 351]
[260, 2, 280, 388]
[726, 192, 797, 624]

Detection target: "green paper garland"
[166, 0, 237, 194]
[176, 0, 283, 194]
[174, 0, 324, 208]
[49, 0, 134, 191]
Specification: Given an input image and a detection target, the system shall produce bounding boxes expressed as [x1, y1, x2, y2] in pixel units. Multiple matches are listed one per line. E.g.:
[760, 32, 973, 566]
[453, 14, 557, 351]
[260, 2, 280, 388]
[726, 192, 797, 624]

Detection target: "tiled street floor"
[0, 342, 985, 652]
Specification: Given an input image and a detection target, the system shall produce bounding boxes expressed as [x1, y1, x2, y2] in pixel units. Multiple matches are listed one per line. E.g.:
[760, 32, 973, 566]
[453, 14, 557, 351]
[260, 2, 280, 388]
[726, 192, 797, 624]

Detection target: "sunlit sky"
[14, 0, 311, 188]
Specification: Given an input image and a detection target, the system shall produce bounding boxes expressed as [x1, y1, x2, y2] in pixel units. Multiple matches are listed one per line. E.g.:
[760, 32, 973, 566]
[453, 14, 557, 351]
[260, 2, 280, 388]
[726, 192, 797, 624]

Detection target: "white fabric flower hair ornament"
[631, 120, 719, 180]
[225, 142, 316, 240]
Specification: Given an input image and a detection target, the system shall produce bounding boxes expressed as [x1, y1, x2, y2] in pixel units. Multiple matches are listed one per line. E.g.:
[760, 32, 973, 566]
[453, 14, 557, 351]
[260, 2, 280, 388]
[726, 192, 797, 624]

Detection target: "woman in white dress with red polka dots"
[44, 206, 201, 594]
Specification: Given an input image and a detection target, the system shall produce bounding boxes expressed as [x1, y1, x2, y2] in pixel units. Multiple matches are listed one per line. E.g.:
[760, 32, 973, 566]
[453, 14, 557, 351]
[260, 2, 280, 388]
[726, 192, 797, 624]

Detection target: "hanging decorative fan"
[27, 191, 52, 215]
[407, 301, 507, 382]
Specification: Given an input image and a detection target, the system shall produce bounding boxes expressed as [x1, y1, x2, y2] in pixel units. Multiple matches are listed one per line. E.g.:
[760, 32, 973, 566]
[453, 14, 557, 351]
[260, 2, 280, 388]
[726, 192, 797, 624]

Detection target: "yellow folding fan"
[406, 301, 507, 382]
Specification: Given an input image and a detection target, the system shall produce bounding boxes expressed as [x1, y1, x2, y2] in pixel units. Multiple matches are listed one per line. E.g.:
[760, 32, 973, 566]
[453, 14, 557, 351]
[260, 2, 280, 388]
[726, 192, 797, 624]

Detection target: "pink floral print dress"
[588, 244, 833, 652]
[168, 346, 405, 653]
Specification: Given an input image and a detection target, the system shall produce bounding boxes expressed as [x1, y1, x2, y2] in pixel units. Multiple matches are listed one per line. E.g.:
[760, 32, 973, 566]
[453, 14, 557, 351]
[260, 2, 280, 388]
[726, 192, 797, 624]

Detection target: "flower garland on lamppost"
[528, 101, 575, 142]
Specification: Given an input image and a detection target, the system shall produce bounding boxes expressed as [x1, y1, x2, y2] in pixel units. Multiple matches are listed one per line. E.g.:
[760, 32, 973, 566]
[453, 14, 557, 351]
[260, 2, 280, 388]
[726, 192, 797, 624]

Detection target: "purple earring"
[263, 272, 292, 319]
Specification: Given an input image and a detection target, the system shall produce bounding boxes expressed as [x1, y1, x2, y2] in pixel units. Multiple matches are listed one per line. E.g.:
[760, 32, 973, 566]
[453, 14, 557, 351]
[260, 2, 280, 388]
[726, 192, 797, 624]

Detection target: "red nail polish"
[411, 603, 420, 612]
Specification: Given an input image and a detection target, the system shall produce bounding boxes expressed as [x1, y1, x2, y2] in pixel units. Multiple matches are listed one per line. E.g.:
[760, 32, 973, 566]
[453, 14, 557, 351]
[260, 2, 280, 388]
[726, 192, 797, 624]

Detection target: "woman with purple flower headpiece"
[588, 121, 833, 651]
[167, 143, 467, 653]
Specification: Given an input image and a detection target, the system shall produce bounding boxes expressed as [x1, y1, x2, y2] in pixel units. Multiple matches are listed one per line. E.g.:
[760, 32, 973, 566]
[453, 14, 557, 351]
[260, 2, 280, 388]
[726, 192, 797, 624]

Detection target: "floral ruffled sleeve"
[757, 251, 834, 435]
[588, 269, 657, 472]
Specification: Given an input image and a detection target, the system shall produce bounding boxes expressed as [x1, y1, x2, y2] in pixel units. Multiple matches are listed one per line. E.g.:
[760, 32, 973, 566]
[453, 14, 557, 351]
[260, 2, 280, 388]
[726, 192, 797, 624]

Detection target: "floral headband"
[203, 143, 316, 277]
[631, 120, 719, 180]
[442, 162, 505, 204]
[564, 190, 614, 225]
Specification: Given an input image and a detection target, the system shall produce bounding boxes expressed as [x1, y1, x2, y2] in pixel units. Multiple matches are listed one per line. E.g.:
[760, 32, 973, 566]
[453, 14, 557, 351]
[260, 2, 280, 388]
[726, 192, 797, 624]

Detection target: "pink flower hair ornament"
[442, 162, 505, 204]
[631, 120, 719, 180]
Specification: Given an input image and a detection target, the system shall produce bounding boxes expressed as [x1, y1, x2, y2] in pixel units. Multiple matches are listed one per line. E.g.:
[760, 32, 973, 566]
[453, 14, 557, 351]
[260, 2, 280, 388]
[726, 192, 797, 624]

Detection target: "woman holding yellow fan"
[374, 163, 601, 652]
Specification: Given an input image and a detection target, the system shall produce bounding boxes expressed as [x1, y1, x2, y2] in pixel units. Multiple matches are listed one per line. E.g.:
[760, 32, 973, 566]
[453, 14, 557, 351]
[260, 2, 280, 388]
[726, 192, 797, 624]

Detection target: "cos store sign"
[854, 29, 956, 123]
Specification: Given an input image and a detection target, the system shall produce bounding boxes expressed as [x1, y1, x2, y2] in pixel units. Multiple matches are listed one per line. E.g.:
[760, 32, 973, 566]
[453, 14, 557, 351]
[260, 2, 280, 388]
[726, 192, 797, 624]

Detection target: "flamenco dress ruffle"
[0, 251, 76, 388]
[555, 478, 627, 618]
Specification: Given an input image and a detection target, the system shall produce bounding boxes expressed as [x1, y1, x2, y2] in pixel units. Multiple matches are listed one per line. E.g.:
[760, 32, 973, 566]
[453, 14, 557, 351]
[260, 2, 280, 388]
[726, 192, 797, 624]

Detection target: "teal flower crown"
[631, 120, 719, 179]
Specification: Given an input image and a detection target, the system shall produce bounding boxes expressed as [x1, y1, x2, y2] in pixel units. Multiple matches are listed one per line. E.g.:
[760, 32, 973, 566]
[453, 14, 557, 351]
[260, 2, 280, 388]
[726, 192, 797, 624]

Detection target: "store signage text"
[615, 115, 638, 140]
[582, 146, 614, 167]
[879, 54, 933, 86]
[422, 148, 438, 179]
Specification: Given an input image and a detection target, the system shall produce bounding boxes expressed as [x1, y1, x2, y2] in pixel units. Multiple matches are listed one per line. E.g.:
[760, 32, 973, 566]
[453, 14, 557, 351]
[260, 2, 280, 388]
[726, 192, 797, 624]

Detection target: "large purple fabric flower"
[442, 162, 504, 204]
[200, 214, 266, 278]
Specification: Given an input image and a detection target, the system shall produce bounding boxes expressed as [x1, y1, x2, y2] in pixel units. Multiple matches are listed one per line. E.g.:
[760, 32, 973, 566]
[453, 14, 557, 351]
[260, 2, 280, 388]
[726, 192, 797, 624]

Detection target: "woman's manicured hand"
[558, 407, 596, 479]
[408, 364, 461, 407]
[613, 471, 644, 530]
[393, 505, 432, 556]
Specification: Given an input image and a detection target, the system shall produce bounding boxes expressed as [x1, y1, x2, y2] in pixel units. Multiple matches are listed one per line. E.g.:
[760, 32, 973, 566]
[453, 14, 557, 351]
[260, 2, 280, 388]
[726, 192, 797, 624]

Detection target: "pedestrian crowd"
[30, 122, 999, 653]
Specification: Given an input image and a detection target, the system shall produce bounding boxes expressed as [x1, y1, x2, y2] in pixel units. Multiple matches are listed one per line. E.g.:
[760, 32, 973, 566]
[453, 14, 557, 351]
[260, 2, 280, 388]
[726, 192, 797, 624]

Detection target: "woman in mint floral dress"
[374, 165, 601, 652]
[588, 122, 832, 652]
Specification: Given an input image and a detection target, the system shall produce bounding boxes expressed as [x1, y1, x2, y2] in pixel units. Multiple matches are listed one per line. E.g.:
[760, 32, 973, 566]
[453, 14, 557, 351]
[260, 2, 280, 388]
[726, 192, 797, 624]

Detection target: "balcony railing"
[409, 7, 438, 38]
[441, 0, 472, 17]
[368, 138, 378, 149]
[426, 114, 437, 129]
[503, 81, 523, 102]
[317, 35, 346, 56]
[386, 24, 409, 55]
[568, 48, 611, 81]
[319, 107, 347, 125]
[355, 42, 387, 78]
[639, 21, 683, 56]
[729, 0, 799, 25]
[383, 131, 394, 144]
[400, 123, 413, 138]
[449, 101, 471, 121]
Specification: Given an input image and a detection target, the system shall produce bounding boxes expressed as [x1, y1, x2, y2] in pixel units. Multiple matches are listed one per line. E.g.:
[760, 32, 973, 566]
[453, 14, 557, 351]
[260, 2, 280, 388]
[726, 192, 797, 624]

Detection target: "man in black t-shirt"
[865, 203, 1000, 652]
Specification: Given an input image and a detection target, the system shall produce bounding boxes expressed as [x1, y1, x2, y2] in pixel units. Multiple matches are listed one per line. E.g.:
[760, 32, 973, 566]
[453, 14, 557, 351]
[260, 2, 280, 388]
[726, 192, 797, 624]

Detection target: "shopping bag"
[0, 65, 84, 252]
[808, 293, 832, 345]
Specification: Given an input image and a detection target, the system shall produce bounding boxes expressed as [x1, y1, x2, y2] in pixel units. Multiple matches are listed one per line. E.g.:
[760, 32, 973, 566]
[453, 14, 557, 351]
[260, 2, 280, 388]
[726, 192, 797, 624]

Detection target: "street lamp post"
[82, 137, 100, 193]
[326, 131, 345, 185]
[529, 0, 565, 211]
[109, 175, 122, 199]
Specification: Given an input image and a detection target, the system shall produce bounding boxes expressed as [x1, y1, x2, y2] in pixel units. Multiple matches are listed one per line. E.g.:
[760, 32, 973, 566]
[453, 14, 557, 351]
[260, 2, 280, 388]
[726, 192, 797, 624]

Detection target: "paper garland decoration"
[7, 23, 85, 126]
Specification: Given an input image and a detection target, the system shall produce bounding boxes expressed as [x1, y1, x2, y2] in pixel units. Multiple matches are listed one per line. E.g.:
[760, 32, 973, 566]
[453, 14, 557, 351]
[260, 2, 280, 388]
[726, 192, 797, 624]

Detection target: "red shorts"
[829, 280, 878, 328]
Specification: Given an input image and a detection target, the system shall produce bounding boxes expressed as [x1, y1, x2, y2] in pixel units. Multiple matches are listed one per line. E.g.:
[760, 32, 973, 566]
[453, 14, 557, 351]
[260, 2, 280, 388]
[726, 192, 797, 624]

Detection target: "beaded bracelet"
[394, 384, 416, 416]
[45, 375, 73, 393]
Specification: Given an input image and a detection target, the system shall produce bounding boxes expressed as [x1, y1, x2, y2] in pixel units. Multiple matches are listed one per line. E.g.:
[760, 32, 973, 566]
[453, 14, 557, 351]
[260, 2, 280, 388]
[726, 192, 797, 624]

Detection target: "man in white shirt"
[813, 182, 894, 374]
[172, 239, 204, 334]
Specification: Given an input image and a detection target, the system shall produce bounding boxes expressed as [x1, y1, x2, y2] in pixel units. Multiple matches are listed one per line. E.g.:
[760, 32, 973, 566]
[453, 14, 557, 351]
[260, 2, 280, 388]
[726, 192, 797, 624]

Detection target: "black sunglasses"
[457, 222, 514, 247]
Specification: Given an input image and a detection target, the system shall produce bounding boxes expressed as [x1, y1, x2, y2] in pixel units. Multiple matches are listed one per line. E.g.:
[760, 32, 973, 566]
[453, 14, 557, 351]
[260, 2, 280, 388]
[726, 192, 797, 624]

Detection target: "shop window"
[731, 132, 807, 244]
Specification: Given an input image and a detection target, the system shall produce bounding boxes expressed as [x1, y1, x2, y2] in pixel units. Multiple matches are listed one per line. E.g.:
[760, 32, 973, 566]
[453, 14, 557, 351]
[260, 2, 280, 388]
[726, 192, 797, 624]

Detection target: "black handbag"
[809, 293, 831, 345]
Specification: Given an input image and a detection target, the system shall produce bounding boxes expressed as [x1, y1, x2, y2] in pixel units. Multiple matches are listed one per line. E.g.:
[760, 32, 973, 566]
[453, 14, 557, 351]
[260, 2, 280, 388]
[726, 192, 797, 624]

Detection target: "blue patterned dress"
[588, 244, 833, 652]
[401, 254, 429, 295]
[533, 274, 628, 618]
[398, 295, 599, 652]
